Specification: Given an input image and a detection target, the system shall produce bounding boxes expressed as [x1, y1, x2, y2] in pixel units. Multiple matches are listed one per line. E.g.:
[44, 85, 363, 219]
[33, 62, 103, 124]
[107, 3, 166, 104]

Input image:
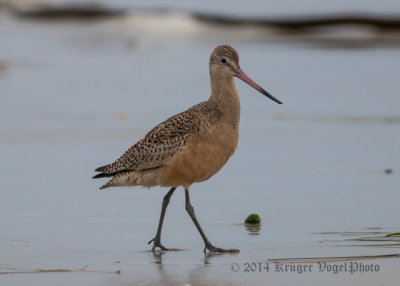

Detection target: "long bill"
[234, 68, 282, 104]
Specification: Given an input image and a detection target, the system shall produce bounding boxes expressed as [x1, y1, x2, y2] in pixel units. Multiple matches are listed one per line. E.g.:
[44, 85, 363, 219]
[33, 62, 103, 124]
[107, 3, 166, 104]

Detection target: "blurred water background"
[1, 0, 400, 285]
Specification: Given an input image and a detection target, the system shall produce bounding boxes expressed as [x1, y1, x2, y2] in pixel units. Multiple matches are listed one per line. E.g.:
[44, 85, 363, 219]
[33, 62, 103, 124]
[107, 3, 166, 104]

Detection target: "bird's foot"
[204, 243, 239, 254]
[148, 237, 170, 251]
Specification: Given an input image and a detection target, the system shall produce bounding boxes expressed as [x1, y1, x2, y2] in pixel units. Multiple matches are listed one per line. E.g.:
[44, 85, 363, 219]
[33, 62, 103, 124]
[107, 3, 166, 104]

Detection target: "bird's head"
[209, 45, 282, 104]
[209, 45, 240, 77]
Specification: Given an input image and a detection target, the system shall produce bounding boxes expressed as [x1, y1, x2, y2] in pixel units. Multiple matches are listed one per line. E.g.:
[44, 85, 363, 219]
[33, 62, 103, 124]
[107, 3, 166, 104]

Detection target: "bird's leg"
[148, 187, 176, 251]
[184, 189, 239, 254]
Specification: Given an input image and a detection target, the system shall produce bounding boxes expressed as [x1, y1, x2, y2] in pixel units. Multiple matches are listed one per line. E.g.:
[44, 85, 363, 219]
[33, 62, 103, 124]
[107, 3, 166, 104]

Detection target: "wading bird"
[93, 45, 282, 253]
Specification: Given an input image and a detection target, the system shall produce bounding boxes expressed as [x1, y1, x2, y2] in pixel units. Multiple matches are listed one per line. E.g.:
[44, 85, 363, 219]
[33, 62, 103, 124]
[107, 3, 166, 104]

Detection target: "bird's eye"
[221, 58, 227, 63]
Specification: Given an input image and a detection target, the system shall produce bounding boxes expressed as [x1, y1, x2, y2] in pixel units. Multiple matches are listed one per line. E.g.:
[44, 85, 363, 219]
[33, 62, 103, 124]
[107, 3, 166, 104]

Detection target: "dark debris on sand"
[9, 2, 126, 20]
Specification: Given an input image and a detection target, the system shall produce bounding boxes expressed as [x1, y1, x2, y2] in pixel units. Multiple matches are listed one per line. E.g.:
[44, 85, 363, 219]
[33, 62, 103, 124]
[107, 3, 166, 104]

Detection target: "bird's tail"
[92, 172, 111, 179]
[92, 164, 115, 179]
[98, 172, 134, 189]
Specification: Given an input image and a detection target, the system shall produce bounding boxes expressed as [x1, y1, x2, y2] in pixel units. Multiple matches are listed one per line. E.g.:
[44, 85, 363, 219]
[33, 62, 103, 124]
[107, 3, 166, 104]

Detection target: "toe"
[206, 245, 239, 253]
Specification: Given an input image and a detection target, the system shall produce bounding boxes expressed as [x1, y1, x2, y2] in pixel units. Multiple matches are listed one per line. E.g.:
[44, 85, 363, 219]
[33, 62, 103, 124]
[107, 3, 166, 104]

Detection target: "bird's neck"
[208, 75, 241, 129]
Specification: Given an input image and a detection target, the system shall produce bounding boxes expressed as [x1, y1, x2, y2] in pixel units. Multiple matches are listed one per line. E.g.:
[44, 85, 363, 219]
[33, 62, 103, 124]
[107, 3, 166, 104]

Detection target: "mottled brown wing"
[93, 102, 208, 178]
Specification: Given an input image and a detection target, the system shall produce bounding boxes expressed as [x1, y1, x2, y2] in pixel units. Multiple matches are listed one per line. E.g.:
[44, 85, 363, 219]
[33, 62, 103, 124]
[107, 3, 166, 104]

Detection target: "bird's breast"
[159, 124, 238, 189]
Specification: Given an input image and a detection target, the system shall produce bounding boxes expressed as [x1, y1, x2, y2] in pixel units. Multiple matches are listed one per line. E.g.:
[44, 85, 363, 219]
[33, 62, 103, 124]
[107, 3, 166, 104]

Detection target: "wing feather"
[93, 102, 208, 177]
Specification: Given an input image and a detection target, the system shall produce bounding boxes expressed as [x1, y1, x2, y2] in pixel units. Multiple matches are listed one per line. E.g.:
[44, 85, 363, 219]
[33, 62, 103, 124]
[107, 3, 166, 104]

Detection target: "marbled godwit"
[93, 45, 282, 253]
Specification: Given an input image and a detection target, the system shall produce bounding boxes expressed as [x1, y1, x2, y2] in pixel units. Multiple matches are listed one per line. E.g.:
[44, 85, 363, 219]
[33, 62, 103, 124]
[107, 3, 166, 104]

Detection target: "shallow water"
[1, 8, 400, 286]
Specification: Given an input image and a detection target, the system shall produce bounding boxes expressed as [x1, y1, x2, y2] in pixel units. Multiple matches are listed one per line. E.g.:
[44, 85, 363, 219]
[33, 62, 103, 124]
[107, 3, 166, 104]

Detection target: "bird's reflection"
[150, 249, 229, 272]
[149, 249, 240, 285]
[151, 249, 215, 267]
[150, 251, 176, 285]
[152, 250, 164, 265]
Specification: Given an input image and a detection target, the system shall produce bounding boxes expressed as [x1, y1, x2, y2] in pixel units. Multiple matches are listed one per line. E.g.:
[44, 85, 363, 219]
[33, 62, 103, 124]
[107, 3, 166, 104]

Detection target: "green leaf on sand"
[80, 265, 88, 271]
[386, 233, 400, 237]
[245, 214, 261, 224]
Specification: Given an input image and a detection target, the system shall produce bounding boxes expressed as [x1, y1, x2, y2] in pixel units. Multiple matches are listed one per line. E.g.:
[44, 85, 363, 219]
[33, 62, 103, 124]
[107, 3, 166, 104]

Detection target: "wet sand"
[1, 5, 400, 285]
